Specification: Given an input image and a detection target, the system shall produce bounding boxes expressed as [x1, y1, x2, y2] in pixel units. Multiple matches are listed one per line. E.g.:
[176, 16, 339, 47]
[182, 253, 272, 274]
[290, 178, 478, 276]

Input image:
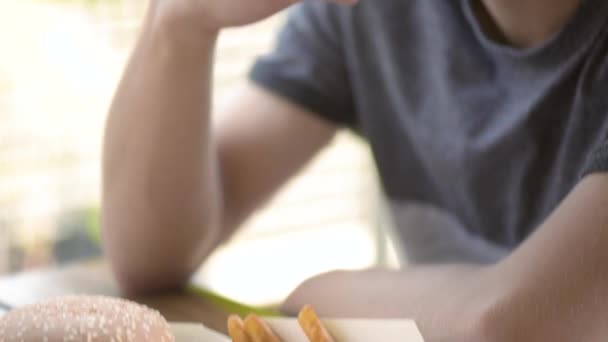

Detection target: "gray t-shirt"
[250, 0, 608, 264]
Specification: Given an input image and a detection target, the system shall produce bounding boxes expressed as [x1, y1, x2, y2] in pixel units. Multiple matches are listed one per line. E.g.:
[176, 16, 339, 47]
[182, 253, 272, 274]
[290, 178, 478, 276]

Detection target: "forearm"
[286, 175, 608, 341]
[283, 265, 498, 341]
[102, 11, 221, 293]
[285, 243, 603, 342]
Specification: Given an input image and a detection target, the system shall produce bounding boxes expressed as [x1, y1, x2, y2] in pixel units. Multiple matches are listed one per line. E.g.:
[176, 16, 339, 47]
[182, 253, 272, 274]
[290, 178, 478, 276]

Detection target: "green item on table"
[187, 285, 281, 318]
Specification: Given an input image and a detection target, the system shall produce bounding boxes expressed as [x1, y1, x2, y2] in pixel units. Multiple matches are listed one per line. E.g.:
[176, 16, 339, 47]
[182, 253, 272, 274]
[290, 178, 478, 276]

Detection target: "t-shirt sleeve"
[581, 62, 608, 177]
[582, 142, 608, 175]
[249, 2, 357, 128]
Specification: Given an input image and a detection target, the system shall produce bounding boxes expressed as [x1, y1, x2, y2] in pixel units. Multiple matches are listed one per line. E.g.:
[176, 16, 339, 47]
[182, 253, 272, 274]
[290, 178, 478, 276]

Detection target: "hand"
[150, 0, 357, 34]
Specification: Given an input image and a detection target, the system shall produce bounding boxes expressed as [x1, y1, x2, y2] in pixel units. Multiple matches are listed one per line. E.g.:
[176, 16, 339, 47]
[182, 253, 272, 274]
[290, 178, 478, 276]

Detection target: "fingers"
[228, 315, 252, 342]
[298, 305, 335, 342]
[243, 314, 283, 342]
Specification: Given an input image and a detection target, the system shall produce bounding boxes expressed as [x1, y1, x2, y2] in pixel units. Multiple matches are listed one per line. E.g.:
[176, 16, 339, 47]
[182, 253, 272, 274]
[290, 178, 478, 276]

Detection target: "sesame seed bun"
[0, 295, 175, 341]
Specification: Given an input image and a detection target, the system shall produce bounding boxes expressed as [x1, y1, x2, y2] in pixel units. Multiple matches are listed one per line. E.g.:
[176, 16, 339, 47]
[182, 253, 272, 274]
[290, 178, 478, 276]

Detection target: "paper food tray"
[170, 318, 424, 341]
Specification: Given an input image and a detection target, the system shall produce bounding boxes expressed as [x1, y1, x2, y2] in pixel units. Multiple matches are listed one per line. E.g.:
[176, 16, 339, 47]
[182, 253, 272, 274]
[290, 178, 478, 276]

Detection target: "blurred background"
[0, 0, 399, 306]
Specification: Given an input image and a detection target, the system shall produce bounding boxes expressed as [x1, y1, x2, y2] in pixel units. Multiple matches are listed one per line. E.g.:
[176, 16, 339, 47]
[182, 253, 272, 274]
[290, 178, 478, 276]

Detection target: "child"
[103, 0, 608, 339]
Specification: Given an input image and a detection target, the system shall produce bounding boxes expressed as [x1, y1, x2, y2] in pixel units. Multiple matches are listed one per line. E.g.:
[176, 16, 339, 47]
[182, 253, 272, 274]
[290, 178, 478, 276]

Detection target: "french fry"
[228, 315, 252, 342]
[298, 305, 336, 342]
[244, 313, 283, 342]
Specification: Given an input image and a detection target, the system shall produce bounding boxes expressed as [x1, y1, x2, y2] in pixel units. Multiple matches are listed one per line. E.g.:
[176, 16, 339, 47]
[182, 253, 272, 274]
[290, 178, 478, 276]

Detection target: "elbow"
[445, 267, 519, 342]
[468, 300, 509, 342]
[101, 212, 209, 296]
[104, 235, 195, 296]
[101, 195, 220, 296]
[110, 262, 193, 296]
[465, 279, 530, 342]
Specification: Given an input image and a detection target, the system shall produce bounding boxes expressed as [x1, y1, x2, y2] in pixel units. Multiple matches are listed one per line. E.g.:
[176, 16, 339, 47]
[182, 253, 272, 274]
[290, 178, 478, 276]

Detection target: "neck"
[476, 0, 583, 48]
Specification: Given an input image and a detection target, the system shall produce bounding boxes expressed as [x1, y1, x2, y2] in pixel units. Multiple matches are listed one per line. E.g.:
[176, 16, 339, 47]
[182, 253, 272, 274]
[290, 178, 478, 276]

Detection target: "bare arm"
[485, 173, 608, 341]
[102, 2, 343, 293]
[284, 173, 608, 341]
[214, 85, 338, 236]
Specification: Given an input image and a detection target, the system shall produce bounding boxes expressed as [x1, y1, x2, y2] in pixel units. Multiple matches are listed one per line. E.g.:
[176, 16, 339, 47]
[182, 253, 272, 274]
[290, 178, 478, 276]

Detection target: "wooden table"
[0, 261, 231, 334]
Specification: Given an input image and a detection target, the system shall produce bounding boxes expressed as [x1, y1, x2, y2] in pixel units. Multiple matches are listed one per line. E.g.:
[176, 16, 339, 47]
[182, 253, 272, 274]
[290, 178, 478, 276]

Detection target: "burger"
[0, 295, 175, 341]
